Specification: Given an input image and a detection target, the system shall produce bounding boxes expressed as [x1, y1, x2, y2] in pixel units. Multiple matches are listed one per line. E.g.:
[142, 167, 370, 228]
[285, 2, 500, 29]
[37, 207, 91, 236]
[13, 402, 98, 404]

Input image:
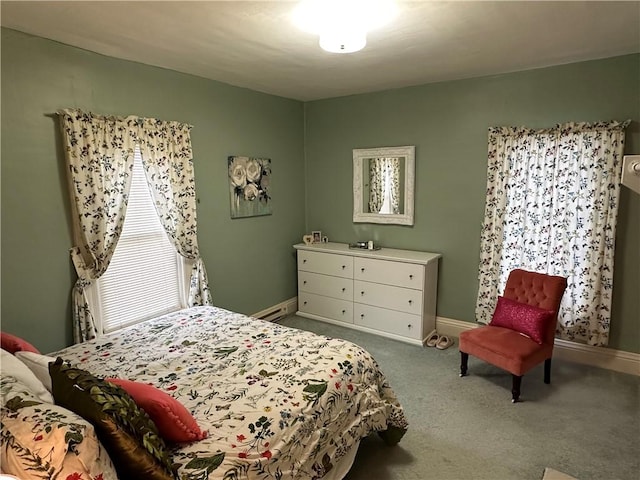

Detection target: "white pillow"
[14, 351, 56, 393]
[0, 348, 53, 403]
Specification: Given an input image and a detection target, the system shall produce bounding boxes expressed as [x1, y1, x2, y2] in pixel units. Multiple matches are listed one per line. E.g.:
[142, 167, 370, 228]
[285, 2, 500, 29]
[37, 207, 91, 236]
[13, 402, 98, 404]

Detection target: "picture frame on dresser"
[294, 242, 441, 346]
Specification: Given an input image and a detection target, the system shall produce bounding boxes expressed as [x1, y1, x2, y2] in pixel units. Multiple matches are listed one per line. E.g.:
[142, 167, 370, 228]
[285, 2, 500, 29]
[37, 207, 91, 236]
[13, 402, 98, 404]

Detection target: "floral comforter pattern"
[1, 376, 118, 480]
[51, 306, 408, 480]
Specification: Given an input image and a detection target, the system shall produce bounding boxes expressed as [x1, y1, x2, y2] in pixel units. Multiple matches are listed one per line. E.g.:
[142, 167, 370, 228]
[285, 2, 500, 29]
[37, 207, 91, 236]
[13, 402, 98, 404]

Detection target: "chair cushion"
[460, 326, 553, 376]
[490, 296, 555, 344]
[503, 269, 567, 345]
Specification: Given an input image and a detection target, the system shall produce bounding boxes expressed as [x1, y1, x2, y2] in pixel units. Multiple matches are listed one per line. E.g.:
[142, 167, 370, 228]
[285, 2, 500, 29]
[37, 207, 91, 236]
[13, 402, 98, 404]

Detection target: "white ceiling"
[2, 1, 639, 101]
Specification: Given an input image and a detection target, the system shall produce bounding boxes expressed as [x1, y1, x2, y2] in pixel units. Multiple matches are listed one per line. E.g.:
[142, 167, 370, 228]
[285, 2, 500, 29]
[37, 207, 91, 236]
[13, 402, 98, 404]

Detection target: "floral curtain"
[59, 109, 211, 343]
[129, 119, 212, 306]
[369, 158, 400, 214]
[59, 110, 136, 342]
[476, 121, 629, 346]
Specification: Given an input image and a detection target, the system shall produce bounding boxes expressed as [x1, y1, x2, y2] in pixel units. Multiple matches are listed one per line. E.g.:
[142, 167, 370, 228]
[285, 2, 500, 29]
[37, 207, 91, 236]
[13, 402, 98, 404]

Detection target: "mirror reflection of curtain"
[369, 157, 400, 214]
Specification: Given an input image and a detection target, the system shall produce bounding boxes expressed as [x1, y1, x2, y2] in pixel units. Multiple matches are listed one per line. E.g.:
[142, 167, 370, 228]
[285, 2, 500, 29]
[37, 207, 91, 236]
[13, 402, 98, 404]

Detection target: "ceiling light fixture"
[292, 0, 397, 54]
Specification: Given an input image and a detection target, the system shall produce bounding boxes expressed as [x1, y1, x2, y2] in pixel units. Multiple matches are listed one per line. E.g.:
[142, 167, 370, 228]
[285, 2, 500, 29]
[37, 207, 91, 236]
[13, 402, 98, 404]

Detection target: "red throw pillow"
[489, 296, 555, 344]
[106, 378, 207, 443]
[1, 332, 40, 354]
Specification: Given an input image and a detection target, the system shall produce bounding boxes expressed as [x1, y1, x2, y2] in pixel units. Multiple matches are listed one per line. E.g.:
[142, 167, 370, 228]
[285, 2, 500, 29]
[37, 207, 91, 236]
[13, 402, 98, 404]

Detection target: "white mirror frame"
[353, 145, 415, 225]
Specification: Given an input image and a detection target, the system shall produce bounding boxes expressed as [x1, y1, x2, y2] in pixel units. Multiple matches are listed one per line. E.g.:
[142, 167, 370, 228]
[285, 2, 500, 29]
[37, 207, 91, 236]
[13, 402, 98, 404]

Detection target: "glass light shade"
[319, 30, 367, 53]
[292, 0, 396, 53]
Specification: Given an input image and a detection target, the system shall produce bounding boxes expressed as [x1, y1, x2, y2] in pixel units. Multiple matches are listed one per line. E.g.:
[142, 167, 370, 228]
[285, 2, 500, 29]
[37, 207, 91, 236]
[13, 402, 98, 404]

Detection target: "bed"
[2, 306, 408, 480]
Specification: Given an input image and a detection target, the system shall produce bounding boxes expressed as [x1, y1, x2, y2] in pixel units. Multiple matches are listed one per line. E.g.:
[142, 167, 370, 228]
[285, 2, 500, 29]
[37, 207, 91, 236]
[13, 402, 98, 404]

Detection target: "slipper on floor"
[425, 329, 440, 347]
[436, 335, 453, 350]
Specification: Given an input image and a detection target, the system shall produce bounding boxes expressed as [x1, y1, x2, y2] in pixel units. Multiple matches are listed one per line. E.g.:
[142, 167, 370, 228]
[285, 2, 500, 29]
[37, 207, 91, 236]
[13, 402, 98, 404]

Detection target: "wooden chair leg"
[511, 375, 522, 403]
[460, 352, 468, 377]
[544, 358, 551, 384]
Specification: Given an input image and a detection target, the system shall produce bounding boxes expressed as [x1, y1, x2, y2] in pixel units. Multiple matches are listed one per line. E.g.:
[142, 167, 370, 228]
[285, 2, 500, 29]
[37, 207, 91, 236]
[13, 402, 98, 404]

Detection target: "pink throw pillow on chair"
[1, 332, 40, 354]
[489, 296, 555, 344]
[106, 378, 207, 443]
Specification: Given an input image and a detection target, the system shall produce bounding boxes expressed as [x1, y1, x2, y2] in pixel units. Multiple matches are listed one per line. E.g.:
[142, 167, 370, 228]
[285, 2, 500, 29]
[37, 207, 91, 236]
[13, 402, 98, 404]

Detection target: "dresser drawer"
[354, 280, 423, 315]
[298, 271, 353, 301]
[354, 257, 424, 289]
[298, 250, 353, 278]
[298, 292, 353, 324]
[354, 303, 422, 340]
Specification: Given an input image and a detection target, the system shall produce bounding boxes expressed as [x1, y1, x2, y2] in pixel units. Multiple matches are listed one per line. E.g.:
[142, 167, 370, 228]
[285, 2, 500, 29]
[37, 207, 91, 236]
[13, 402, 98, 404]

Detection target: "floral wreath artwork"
[228, 156, 272, 218]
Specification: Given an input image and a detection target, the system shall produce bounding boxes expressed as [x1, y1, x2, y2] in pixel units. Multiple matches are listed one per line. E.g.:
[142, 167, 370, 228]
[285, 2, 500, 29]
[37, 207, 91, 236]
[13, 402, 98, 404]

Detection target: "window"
[476, 122, 629, 346]
[60, 109, 209, 344]
[93, 147, 187, 333]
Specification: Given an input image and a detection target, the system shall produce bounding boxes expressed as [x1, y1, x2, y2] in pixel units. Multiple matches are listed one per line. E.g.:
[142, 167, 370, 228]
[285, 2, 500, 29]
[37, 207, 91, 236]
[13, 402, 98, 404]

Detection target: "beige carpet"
[542, 467, 578, 480]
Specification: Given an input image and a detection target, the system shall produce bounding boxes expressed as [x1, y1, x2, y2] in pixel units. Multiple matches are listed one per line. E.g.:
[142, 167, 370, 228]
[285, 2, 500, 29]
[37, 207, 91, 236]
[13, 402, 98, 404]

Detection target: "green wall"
[2, 27, 638, 354]
[304, 54, 640, 353]
[1, 28, 305, 352]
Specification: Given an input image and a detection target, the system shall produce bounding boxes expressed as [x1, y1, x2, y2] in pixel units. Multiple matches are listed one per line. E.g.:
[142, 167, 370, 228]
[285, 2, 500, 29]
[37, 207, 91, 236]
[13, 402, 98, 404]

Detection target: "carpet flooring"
[278, 315, 639, 480]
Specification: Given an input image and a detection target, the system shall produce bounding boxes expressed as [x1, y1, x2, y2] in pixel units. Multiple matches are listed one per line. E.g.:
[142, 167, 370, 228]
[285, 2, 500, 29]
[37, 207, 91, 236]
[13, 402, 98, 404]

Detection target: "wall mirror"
[353, 145, 415, 225]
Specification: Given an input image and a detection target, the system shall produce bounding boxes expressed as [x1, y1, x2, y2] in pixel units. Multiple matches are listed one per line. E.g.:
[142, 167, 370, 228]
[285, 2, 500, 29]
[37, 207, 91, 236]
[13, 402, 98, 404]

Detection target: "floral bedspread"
[51, 306, 408, 480]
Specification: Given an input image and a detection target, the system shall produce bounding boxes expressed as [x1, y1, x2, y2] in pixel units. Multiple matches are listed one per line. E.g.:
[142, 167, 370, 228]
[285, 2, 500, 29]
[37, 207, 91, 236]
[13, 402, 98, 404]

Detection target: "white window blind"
[96, 147, 185, 333]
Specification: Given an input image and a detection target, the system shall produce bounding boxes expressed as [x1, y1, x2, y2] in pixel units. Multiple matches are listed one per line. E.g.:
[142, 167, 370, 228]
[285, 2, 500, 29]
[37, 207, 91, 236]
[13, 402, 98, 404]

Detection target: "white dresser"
[294, 242, 441, 346]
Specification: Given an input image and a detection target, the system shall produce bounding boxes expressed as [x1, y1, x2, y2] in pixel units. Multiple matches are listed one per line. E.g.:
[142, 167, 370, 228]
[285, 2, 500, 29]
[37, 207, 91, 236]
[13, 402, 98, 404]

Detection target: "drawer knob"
[342, 287, 346, 292]
[303, 301, 307, 305]
[303, 280, 307, 285]
[360, 314, 365, 318]
[361, 267, 365, 272]
[407, 324, 412, 329]
[342, 309, 346, 314]
[342, 265, 346, 269]
[408, 300, 413, 305]
[409, 274, 413, 279]
[303, 259, 307, 263]
[361, 291, 365, 296]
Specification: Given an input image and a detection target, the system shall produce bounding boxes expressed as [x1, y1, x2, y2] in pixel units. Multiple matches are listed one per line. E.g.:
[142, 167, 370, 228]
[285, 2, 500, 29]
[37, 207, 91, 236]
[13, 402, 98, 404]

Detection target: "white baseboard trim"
[436, 316, 640, 376]
[252, 297, 297, 322]
[266, 301, 639, 376]
[436, 316, 480, 338]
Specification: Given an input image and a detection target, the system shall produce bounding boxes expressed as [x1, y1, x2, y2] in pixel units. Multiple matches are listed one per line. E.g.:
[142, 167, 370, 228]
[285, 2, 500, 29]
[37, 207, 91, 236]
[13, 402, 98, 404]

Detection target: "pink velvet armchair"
[459, 269, 567, 402]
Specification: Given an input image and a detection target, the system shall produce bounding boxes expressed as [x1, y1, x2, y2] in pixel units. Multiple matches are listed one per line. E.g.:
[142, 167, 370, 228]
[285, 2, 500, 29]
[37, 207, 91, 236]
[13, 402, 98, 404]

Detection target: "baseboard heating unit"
[252, 298, 297, 323]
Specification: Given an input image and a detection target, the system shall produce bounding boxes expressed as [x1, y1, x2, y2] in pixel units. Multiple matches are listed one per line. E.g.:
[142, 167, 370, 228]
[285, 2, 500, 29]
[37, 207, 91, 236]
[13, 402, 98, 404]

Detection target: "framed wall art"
[228, 156, 272, 219]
